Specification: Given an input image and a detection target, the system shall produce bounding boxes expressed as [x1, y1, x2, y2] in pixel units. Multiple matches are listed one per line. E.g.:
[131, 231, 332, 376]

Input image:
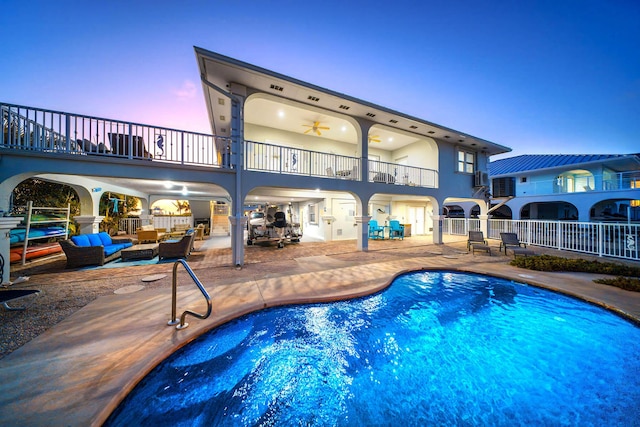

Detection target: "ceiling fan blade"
[318, 126, 330, 130]
[304, 128, 312, 134]
[316, 130, 322, 136]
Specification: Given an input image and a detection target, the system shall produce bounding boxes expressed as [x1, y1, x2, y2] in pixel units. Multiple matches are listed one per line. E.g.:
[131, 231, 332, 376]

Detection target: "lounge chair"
[467, 231, 490, 255]
[108, 133, 153, 159]
[159, 233, 195, 260]
[500, 232, 527, 255]
[467, 231, 487, 251]
[388, 220, 404, 240]
[369, 220, 385, 239]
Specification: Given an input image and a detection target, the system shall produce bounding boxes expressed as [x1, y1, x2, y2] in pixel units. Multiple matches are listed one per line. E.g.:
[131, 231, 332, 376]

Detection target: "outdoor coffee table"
[121, 243, 159, 261]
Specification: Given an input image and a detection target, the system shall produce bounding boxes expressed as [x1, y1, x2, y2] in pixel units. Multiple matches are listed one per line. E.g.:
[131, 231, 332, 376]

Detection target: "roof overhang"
[195, 47, 511, 156]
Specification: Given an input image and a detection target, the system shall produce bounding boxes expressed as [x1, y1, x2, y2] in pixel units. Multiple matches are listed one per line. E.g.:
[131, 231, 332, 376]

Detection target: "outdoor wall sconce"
[321, 215, 335, 225]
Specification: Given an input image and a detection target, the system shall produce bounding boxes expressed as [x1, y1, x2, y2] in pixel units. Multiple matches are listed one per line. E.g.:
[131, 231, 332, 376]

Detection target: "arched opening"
[521, 202, 578, 220]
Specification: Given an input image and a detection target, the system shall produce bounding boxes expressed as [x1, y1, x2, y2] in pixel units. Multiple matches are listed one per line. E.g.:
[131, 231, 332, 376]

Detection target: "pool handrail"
[168, 259, 212, 330]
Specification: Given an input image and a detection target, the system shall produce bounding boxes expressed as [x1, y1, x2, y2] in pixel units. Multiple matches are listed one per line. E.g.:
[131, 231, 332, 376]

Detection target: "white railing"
[487, 219, 640, 261]
[442, 218, 481, 235]
[368, 160, 438, 188]
[245, 140, 360, 179]
[118, 217, 142, 234]
[2, 103, 223, 167]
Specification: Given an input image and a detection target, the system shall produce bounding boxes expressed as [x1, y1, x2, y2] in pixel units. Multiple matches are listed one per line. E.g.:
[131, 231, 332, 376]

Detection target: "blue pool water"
[107, 271, 640, 426]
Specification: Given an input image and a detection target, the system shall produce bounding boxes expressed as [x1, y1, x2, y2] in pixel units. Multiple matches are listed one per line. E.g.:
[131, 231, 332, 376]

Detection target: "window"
[308, 203, 318, 225]
[520, 177, 527, 183]
[457, 149, 475, 173]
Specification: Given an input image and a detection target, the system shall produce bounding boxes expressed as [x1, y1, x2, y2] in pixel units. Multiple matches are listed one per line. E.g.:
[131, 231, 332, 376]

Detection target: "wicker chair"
[158, 233, 194, 260]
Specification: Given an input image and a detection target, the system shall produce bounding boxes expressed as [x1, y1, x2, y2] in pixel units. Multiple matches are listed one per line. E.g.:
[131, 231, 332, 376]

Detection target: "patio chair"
[388, 220, 404, 240]
[369, 220, 385, 239]
[500, 232, 527, 255]
[467, 231, 490, 255]
[159, 233, 195, 260]
[467, 231, 487, 251]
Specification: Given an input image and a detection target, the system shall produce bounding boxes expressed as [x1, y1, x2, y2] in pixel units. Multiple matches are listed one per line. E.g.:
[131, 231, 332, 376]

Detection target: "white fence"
[443, 218, 640, 261]
[442, 218, 481, 236]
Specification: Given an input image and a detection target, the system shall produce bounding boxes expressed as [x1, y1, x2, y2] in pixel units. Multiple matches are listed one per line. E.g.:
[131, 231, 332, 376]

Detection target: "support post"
[355, 216, 371, 251]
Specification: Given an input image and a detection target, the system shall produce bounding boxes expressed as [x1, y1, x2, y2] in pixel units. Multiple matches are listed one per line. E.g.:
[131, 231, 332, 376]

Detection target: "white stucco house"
[0, 48, 511, 282]
[487, 154, 640, 222]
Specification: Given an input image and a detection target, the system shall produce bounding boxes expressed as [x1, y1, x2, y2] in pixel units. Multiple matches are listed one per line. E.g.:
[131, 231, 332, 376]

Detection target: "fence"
[2, 103, 222, 167]
[488, 219, 640, 261]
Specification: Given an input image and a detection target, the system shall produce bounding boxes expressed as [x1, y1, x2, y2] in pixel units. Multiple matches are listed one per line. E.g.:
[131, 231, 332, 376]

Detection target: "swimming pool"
[106, 271, 640, 426]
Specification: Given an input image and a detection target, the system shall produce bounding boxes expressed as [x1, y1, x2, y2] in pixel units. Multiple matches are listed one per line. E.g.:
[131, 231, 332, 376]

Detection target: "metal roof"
[488, 154, 640, 176]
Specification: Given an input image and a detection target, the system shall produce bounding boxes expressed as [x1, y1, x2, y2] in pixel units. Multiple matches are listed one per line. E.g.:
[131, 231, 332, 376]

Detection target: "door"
[408, 206, 426, 235]
[331, 199, 357, 240]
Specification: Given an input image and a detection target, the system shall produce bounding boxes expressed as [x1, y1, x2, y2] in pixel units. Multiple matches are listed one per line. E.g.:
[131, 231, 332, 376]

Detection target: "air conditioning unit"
[474, 170, 489, 187]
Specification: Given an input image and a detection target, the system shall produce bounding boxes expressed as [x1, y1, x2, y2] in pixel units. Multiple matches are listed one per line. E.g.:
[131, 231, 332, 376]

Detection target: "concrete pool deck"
[1, 236, 639, 426]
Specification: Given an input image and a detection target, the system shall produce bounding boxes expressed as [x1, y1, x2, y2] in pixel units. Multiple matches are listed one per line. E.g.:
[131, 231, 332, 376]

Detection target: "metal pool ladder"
[167, 259, 212, 330]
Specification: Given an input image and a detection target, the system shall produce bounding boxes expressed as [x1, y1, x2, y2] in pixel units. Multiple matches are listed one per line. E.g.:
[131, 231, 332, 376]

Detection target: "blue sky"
[2, 0, 638, 159]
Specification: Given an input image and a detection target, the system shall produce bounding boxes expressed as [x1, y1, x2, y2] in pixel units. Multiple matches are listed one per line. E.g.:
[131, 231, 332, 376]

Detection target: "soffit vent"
[366, 112, 376, 117]
[389, 119, 398, 124]
[409, 125, 418, 129]
[308, 95, 320, 102]
[339, 104, 350, 110]
[270, 84, 284, 92]
[427, 131, 435, 134]
[217, 98, 225, 105]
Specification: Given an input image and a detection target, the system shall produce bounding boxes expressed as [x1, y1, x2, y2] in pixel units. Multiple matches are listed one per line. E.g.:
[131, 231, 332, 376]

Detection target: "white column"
[74, 215, 105, 235]
[479, 214, 489, 237]
[431, 215, 443, 244]
[354, 216, 371, 251]
[0, 217, 23, 285]
[228, 215, 248, 268]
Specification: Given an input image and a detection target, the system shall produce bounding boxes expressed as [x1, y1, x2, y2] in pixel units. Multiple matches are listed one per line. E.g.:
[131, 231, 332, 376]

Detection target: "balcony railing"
[2, 103, 222, 167]
[515, 172, 640, 196]
[3, 103, 441, 188]
[368, 160, 438, 188]
[244, 140, 360, 179]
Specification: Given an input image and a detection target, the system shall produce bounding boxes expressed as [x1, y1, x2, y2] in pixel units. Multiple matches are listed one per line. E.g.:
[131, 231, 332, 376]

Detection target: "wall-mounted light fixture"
[91, 187, 102, 193]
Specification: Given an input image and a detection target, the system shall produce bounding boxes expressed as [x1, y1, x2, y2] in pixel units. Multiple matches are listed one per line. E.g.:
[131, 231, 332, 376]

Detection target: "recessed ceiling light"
[164, 181, 174, 189]
[181, 186, 188, 196]
[278, 110, 285, 118]
[341, 126, 347, 132]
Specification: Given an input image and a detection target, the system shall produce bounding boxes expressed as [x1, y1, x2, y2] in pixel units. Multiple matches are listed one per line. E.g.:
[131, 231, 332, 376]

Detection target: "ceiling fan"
[302, 121, 330, 136]
[368, 135, 381, 143]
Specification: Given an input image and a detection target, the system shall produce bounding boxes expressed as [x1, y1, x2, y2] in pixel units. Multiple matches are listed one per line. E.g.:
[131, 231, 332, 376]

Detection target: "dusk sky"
[2, 0, 638, 160]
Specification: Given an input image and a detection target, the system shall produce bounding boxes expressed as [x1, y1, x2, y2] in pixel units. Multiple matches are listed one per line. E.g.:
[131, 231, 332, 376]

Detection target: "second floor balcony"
[2, 103, 438, 189]
[495, 172, 640, 197]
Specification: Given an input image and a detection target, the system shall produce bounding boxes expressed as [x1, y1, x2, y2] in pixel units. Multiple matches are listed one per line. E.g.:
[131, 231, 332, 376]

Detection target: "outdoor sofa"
[136, 225, 166, 243]
[59, 232, 133, 268]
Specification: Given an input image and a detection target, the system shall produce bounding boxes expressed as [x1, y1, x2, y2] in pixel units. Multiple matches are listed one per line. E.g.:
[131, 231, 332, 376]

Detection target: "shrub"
[510, 254, 640, 292]
[510, 255, 640, 277]
[593, 277, 640, 292]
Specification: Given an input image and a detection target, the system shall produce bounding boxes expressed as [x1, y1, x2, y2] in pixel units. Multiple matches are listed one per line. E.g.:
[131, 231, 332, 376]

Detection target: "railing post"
[65, 115, 71, 151]
[127, 123, 133, 159]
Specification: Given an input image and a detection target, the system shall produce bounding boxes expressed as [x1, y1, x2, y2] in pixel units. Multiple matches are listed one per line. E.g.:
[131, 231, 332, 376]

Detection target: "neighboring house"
[0, 48, 510, 277]
[488, 154, 640, 222]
